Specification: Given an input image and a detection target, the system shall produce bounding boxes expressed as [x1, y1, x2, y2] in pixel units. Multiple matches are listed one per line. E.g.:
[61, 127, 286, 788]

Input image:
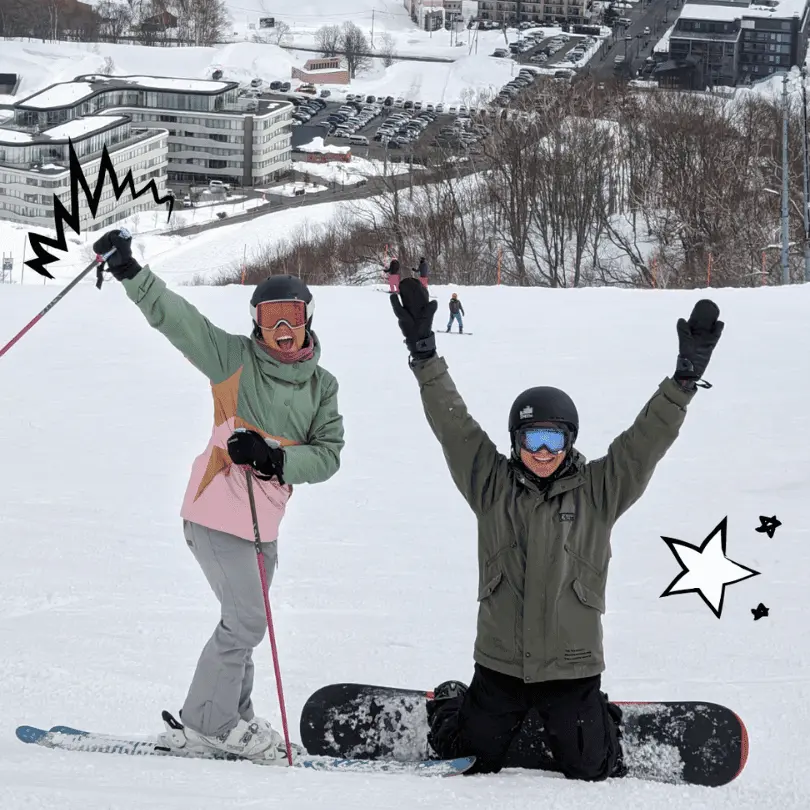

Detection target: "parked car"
[280, 82, 291, 91]
[270, 80, 281, 90]
[320, 88, 331, 98]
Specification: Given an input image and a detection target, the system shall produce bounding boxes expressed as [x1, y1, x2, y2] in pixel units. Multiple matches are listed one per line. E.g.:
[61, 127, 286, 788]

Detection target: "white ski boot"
[158, 711, 291, 764]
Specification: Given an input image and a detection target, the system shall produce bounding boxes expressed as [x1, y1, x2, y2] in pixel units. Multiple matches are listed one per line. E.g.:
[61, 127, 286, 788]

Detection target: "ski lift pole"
[0, 246, 118, 360]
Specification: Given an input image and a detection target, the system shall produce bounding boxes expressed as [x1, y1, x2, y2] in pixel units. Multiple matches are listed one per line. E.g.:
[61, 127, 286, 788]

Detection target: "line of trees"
[227, 78, 809, 289]
[0, 0, 230, 46]
[315, 22, 396, 77]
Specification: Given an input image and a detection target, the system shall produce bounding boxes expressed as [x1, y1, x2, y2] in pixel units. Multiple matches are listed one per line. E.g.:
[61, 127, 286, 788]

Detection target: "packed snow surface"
[0, 275, 808, 809]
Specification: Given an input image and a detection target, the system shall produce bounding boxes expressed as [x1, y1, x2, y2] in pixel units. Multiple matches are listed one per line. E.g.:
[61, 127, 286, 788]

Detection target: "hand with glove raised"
[673, 299, 724, 389]
[390, 277, 438, 361]
[227, 429, 285, 484]
[91, 229, 142, 281]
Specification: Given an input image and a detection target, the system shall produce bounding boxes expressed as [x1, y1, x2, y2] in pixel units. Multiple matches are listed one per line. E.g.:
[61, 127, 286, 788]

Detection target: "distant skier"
[389, 278, 723, 780]
[386, 258, 401, 293]
[92, 229, 345, 763]
[418, 256, 429, 291]
[446, 293, 464, 333]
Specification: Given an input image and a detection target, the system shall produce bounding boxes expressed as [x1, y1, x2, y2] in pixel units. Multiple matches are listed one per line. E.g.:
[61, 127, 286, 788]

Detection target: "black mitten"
[390, 277, 438, 361]
[226, 429, 285, 484]
[91, 229, 142, 281]
[674, 300, 724, 389]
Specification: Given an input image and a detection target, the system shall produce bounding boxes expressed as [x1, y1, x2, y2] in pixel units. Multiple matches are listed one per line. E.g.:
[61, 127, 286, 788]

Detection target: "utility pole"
[781, 72, 790, 285]
[802, 65, 810, 282]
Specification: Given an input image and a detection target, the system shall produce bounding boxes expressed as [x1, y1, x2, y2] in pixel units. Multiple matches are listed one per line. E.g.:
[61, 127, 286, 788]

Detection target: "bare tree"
[315, 23, 341, 56]
[270, 19, 291, 46]
[377, 32, 396, 68]
[175, 0, 229, 46]
[340, 21, 371, 79]
[96, 0, 132, 42]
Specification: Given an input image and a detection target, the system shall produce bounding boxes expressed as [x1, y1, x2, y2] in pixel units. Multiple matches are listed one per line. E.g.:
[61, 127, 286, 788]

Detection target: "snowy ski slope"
[0, 278, 808, 809]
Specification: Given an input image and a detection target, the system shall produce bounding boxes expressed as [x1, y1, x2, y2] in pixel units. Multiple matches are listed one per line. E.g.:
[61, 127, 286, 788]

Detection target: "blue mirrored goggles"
[517, 426, 569, 455]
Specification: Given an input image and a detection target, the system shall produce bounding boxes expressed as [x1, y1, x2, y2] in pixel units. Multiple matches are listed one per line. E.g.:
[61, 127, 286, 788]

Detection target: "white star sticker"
[660, 517, 760, 618]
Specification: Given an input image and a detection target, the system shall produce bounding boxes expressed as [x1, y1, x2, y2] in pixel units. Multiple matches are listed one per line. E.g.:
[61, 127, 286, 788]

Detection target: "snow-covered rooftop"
[83, 75, 233, 93]
[295, 136, 350, 154]
[42, 115, 127, 141]
[0, 128, 33, 144]
[18, 81, 95, 110]
[17, 75, 235, 111]
[0, 115, 127, 146]
[679, 0, 809, 21]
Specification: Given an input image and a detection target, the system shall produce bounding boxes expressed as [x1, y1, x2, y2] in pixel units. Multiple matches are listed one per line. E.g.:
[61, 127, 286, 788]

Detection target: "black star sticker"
[752, 603, 769, 620]
[755, 516, 782, 539]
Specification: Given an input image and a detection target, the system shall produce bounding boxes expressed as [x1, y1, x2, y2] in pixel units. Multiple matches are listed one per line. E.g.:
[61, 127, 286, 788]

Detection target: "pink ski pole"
[244, 466, 294, 766]
[0, 245, 118, 360]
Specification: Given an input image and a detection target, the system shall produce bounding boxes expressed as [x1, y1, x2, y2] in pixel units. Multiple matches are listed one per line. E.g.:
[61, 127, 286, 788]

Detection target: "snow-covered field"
[0, 194, 374, 283]
[1, 275, 808, 809]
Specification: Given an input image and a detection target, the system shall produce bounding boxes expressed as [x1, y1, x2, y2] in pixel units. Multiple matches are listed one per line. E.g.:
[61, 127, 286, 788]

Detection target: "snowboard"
[300, 684, 749, 787]
[440, 331, 472, 336]
[15, 719, 475, 777]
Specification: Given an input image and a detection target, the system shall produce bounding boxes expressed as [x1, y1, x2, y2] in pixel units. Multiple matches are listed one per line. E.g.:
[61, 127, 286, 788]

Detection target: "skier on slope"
[386, 258, 401, 293]
[446, 293, 464, 333]
[92, 230, 344, 763]
[389, 278, 723, 780]
[417, 257, 429, 291]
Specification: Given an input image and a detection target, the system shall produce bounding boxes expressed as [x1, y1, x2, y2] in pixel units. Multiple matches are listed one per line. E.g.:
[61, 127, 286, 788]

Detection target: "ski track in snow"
[1, 282, 808, 809]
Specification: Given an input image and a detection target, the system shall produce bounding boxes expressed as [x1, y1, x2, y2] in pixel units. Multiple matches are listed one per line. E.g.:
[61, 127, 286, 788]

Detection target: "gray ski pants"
[180, 520, 277, 737]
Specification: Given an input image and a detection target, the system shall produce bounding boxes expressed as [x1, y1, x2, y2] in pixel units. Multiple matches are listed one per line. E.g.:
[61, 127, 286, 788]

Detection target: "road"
[588, 0, 686, 81]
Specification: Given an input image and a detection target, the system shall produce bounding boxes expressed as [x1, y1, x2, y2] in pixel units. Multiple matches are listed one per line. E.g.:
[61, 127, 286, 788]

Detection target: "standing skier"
[446, 293, 464, 333]
[418, 257, 429, 291]
[386, 258, 401, 293]
[92, 230, 345, 763]
[389, 278, 723, 780]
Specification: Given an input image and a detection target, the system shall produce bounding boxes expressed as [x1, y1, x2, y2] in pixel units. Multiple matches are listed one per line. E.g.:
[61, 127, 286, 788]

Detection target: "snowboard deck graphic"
[300, 683, 748, 787]
[15, 721, 475, 777]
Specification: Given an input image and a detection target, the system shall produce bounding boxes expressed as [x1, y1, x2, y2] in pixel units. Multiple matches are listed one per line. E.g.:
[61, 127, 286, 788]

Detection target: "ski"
[15, 723, 474, 777]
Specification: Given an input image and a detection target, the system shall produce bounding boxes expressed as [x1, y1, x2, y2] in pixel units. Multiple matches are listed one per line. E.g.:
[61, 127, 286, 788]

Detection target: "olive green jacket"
[411, 355, 695, 682]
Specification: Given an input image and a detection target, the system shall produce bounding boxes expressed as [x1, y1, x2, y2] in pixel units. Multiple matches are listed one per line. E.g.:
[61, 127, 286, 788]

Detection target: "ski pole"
[244, 464, 294, 767]
[0, 246, 117, 360]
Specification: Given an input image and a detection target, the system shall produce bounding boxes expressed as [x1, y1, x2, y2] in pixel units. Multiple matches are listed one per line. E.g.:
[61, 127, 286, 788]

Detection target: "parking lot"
[262, 90, 492, 160]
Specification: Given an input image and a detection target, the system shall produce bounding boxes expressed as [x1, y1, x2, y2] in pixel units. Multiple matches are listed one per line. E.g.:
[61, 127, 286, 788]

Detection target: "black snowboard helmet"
[250, 274, 314, 337]
[508, 386, 579, 458]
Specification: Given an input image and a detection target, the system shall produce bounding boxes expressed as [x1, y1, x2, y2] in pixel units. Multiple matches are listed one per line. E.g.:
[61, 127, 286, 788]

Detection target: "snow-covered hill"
[0, 275, 808, 809]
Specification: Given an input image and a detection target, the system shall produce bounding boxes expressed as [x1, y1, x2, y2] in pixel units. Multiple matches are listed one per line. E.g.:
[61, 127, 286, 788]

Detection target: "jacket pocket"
[475, 571, 517, 663]
[564, 543, 605, 577]
[572, 578, 605, 614]
[478, 572, 503, 600]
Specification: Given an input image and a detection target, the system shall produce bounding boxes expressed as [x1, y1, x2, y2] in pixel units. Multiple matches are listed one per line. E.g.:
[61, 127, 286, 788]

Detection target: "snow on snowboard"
[15, 715, 475, 777]
[300, 683, 749, 787]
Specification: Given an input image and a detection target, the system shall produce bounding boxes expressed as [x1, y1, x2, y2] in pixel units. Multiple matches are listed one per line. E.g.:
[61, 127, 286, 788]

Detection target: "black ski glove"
[91, 229, 142, 281]
[674, 299, 724, 389]
[390, 277, 438, 361]
[227, 429, 285, 484]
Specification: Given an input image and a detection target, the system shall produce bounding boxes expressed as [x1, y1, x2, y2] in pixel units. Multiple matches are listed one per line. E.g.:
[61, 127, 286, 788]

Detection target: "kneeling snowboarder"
[389, 278, 723, 780]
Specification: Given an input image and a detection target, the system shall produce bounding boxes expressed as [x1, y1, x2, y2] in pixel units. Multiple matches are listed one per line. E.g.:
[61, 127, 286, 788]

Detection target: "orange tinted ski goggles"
[255, 300, 307, 330]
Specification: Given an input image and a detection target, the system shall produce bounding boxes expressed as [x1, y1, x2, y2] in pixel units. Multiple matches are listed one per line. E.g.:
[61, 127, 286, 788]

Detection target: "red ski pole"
[0, 245, 118, 360]
[244, 465, 294, 766]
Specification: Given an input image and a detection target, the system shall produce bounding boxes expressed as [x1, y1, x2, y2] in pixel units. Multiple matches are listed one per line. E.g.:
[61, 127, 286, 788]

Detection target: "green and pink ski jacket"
[122, 267, 344, 543]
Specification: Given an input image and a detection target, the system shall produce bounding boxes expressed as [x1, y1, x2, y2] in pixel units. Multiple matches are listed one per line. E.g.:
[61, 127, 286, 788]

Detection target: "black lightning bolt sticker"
[25, 138, 175, 279]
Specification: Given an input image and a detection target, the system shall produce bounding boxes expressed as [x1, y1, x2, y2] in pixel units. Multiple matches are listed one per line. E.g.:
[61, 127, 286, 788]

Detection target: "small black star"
[755, 515, 782, 538]
[752, 603, 769, 620]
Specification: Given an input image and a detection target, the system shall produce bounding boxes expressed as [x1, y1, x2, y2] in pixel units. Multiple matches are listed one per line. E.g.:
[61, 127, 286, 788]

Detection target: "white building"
[0, 74, 294, 228]
[0, 114, 168, 231]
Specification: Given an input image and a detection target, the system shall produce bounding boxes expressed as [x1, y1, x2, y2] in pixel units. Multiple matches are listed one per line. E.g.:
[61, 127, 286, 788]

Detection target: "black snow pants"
[427, 664, 623, 780]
